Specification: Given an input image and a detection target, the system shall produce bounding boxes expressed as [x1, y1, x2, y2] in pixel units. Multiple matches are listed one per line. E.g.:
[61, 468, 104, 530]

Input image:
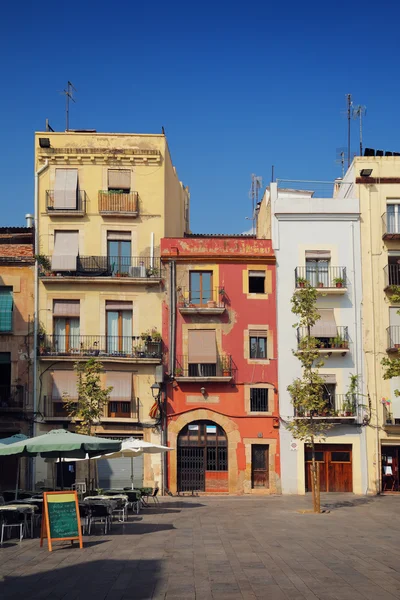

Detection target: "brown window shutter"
[249, 329, 268, 338]
[108, 169, 131, 189]
[310, 309, 337, 337]
[106, 372, 132, 400]
[53, 300, 80, 317]
[51, 231, 79, 272]
[305, 250, 331, 259]
[188, 330, 217, 363]
[105, 301, 133, 311]
[52, 370, 79, 400]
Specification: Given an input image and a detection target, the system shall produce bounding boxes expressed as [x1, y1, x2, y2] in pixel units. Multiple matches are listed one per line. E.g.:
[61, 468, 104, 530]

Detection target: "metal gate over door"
[97, 455, 143, 489]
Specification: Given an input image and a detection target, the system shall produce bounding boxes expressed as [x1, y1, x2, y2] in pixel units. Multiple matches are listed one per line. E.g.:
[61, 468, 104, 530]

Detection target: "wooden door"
[305, 445, 352, 492]
[305, 449, 326, 492]
[251, 445, 269, 488]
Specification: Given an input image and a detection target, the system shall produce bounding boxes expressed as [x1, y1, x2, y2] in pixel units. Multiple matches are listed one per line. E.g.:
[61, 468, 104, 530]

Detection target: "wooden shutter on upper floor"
[108, 170, 131, 190]
[188, 330, 216, 364]
[52, 371, 79, 400]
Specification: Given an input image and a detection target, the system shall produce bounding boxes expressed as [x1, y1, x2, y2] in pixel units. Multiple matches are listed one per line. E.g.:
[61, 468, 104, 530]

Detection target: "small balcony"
[0, 385, 25, 412]
[39, 256, 162, 284]
[46, 190, 87, 216]
[177, 287, 226, 315]
[384, 264, 400, 291]
[294, 267, 347, 294]
[295, 394, 358, 422]
[383, 404, 400, 431]
[382, 213, 400, 240]
[175, 355, 233, 382]
[387, 326, 400, 352]
[98, 191, 139, 216]
[44, 398, 138, 421]
[38, 335, 162, 363]
[297, 326, 350, 356]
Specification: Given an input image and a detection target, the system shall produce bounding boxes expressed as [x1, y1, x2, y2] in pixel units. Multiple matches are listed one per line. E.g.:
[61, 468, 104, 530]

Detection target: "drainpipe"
[150, 232, 154, 269]
[33, 159, 49, 485]
[170, 260, 176, 375]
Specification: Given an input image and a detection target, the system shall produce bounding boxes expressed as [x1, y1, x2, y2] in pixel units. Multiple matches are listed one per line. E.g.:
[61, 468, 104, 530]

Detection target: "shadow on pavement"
[321, 496, 376, 510]
[0, 559, 163, 599]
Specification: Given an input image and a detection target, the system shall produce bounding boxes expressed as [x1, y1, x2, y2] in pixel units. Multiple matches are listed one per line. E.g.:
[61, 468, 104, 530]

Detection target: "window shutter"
[106, 372, 132, 400]
[188, 330, 216, 363]
[249, 329, 267, 338]
[310, 309, 337, 337]
[108, 170, 131, 190]
[52, 370, 79, 400]
[105, 301, 133, 311]
[106, 231, 132, 241]
[51, 231, 79, 272]
[305, 250, 331, 259]
[320, 374, 336, 384]
[54, 169, 78, 209]
[248, 271, 266, 278]
[389, 307, 400, 327]
[0, 288, 13, 332]
[53, 300, 80, 317]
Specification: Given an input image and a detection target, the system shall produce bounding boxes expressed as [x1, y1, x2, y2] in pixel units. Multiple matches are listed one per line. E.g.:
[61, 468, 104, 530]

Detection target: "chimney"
[25, 214, 34, 228]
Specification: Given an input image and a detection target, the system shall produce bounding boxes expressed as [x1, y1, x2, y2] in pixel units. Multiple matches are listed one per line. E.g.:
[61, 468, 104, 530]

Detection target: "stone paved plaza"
[1, 494, 400, 600]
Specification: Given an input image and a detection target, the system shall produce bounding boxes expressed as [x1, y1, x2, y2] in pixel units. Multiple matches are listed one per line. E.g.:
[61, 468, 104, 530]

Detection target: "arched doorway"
[177, 420, 228, 492]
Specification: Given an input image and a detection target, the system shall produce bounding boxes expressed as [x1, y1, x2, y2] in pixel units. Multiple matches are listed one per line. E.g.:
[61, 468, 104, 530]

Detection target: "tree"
[286, 283, 333, 513]
[63, 359, 112, 435]
[381, 286, 400, 417]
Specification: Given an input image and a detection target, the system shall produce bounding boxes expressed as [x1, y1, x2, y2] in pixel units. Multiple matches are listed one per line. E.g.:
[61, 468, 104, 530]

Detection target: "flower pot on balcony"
[207, 300, 217, 308]
[318, 282, 324, 288]
[341, 342, 348, 349]
[395, 344, 400, 349]
[222, 369, 230, 377]
[336, 282, 343, 288]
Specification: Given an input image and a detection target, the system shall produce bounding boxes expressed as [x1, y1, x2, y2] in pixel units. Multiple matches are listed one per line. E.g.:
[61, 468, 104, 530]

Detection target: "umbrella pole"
[88, 458, 91, 493]
[15, 457, 20, 501]
[60, 455, 64, 490]
[131, 456, 134, 489]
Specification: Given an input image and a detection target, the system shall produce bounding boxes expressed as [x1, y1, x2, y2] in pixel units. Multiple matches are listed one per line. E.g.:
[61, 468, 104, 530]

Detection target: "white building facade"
[261, 181, 368, 494]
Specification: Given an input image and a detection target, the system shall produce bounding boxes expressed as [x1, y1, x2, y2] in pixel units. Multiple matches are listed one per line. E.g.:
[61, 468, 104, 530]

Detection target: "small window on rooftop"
[248, 270, 265, 294]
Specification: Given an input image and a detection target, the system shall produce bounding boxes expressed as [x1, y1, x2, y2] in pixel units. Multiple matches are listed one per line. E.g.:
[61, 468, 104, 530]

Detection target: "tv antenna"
[352, 104, 367, 156]
[61, 81, 77, 131]
[335, 148, 346, 178]
[247, 174, 262, 234]
[345, 94, 353, 168]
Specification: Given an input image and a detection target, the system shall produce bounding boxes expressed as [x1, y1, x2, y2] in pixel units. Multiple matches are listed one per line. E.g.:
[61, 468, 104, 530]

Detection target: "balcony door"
[53, 300, 80, 353]
[106, 301, 132, 355]
[305, 259, 329, 287]
[107, 232, 131, 275]
[188, 329, 217, 376]
[189, 271, 212, 306]
[387, 203, 400, 234]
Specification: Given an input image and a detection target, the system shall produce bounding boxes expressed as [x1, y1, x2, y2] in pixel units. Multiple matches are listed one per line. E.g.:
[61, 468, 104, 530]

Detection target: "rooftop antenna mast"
[352, 104, 367, 156]
[62, 81, 77, 132]
[335, 148, 346, 178]
[249, 174, 262, 234]
[346, 93, 353, 168]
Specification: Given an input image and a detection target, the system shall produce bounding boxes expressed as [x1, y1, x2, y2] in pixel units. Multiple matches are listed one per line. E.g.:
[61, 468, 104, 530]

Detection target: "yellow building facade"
[34, 131, 189, 490]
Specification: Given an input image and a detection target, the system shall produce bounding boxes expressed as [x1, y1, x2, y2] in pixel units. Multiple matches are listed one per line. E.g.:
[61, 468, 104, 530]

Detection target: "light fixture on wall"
[200, 387, 207, 397]
[360, 168, 373, 177]
[150, 382, 161, 399]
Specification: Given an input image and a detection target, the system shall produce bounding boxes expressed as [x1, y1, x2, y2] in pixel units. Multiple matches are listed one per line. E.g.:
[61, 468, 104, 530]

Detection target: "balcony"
[175, 355, 233, 382]
[39, 256, 162, 284]
[387, 326, 400, 352]
[46, 190, 87, 216]
[0, 385, 25, 412]
[297, 326, 350, 356]
[295, 394, 359, 422]
[384, 264, 400, 291]
[44, 398, 138, 421]
[383, 404, 400, 431]
[177, 287, 226, 315]
[38, 335, 162, 363]
[382, 213, 400, 240]
[294, 267, 347, 294]
[98, 191, 139, 216]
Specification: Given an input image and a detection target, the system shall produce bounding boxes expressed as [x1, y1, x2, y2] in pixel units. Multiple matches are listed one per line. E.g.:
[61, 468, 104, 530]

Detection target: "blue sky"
[1, 1, 400, 232]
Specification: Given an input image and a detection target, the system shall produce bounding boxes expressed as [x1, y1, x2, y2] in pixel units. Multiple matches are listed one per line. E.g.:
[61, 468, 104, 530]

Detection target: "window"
[189, 271, 212, 305]
[51, 230, 79, 272]
[331, 451, 351, 462]
[188, 330, 217, 376]
[106, 301, 132, 354]
[250, 388, 269, 411]
[0, 288, 13, 333]
[53, 169, 78, 209]
[305, 451, 324, 462]
[107, 231, 131, 275]
[387, 202, 400, 234]
[249, 330, 267, 359]
[106, 372, 132, 418]
[388, 254, 400, 286]
[305, 251, 331, 287]
[108, 169, 131, 192]
[248, 270, 265, 294]
[53, 301, 80, 353]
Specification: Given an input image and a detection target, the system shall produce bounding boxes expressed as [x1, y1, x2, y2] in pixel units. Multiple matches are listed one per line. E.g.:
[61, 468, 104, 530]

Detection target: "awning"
[311, 309, 337, 337]
[106, 372, 132, 400]
[0, 288, 13, 332]
[53, 300, 80, 317]
[51, 231, 79, 272]
[320, 374, 337, 384]
[105, 301, 133, 311]
[54, 169, 78, 209]
[305, 250, 331, 260]
[52, 370, 79, 401]
[188, 330, 216, 364]
[249, 329, 268, 338]
[108, 169, 131, 190]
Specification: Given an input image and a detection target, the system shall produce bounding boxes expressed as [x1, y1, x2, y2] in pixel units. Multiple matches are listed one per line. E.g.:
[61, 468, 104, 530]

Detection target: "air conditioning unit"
[129, 266, 144, 277]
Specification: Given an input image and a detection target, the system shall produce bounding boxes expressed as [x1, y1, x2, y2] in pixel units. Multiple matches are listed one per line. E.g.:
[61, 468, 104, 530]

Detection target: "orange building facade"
[161, 235, 280, 495]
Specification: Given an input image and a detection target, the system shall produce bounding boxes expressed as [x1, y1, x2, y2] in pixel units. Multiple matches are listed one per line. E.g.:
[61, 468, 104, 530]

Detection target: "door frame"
[251, 444, 269, 489]
[305, 444, 353, 493]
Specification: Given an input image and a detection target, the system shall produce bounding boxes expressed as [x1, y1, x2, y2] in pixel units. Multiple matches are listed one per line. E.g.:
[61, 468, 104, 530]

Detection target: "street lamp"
[151, 382, 161, 399]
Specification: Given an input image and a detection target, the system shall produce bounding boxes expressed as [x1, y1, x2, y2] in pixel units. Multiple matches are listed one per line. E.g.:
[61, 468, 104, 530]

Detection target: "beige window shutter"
[311, 309, 337, 337]
[52, 370, 79, 400]
[305, 250, 331, 260]
[320, 374, 336, 384]
[54, 169, 68, 208]
[188, 330, 217, 364]
[249, 329, 268, 338]
[51, 231, 79, 272]
[53, 300, 80, 317]
[248, 271, 266, 278]
[105, 301, 133, 311]
[54, 169, 78, 209]
[108, 169, 131, 190]
[106, 372, 132, 400]
[106, 231, 132, 241]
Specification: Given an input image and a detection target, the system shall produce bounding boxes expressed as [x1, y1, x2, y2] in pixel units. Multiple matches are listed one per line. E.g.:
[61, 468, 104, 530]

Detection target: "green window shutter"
[0, 288, 13, 332]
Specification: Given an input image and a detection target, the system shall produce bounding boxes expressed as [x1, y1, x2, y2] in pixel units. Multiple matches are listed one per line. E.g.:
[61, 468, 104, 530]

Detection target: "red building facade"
[161, 235, 280, 495]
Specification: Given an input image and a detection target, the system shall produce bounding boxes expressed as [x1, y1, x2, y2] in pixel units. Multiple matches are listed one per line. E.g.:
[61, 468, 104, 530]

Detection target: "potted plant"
[207, 299, 217, 308]
[146, 267, 159, 278]
[35, 254, 52, 276]
[175, 366, 183, 377]
[317, 281, 324, 288]
[333, 277, 345, 288]
[296, 277, 307, 288]
[151, 328, 162, 341]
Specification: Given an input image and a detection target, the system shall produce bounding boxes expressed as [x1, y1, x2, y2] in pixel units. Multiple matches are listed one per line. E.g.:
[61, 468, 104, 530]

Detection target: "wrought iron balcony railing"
[382, 212, 400, 240]
[98, 191, 139, 215]
[38, 335, 162, 359]
[297, 326, 349, 350]
[384, 264, 400, 288]
[46, 190, 87, 214]
[295, 266, 347, 289]
[177, 287, 226, 309]
[295, 394, 358, 418]
[39, 256, 162, 279]
[44, 398, 138, 419]
[175, 355, 233, 378]
[0, 385, 25, 411]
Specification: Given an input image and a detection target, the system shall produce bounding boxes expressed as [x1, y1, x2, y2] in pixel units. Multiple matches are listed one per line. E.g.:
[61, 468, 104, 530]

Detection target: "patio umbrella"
[0, 434, 28, 500]
[0, 429, 122, 490]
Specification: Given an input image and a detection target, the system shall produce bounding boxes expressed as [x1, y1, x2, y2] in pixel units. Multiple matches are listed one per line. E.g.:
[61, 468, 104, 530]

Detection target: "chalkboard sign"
[40, 491, 83, 551]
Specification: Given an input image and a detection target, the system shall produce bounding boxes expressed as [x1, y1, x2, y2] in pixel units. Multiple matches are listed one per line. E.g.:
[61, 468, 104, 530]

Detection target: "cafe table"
[0, 504, 38, 538]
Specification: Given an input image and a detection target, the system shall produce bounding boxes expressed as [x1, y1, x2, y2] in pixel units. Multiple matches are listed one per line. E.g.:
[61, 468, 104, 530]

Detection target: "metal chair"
[0, 510, 24, 544]
[151, 487, 160, 505]
[87, 503, 112, 535]
[112, 498, 128, 523]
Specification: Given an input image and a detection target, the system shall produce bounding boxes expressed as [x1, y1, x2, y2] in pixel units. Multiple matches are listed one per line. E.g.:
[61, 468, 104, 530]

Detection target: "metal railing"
[387, 326, 400, 350]
[295, 394, 358, 417]
[297, 326, 349, 349]
[382, 213, 400, 238]
[0, 385, 25, 410]
[44, 398, 138, 419]
[177, 287, 226, 308]
[295, 267, 347, 289]
[46, 190, 87, 213]
[98, 191, 139, 214]
[175, 355, 233, 378]
[38, 335, 162, 359]
[39, 256, 162, 278]
[384, 264, 400, 287]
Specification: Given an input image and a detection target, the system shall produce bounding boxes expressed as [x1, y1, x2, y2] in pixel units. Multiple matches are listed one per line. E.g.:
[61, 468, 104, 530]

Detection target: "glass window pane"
[107, 311, 119, 354]
[202, 272, 212, 304]
[331, 451, 351, 462]
[305, 451, 324, 462]
[189, 272, 201, 304]
[257, 338, 266, 358]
